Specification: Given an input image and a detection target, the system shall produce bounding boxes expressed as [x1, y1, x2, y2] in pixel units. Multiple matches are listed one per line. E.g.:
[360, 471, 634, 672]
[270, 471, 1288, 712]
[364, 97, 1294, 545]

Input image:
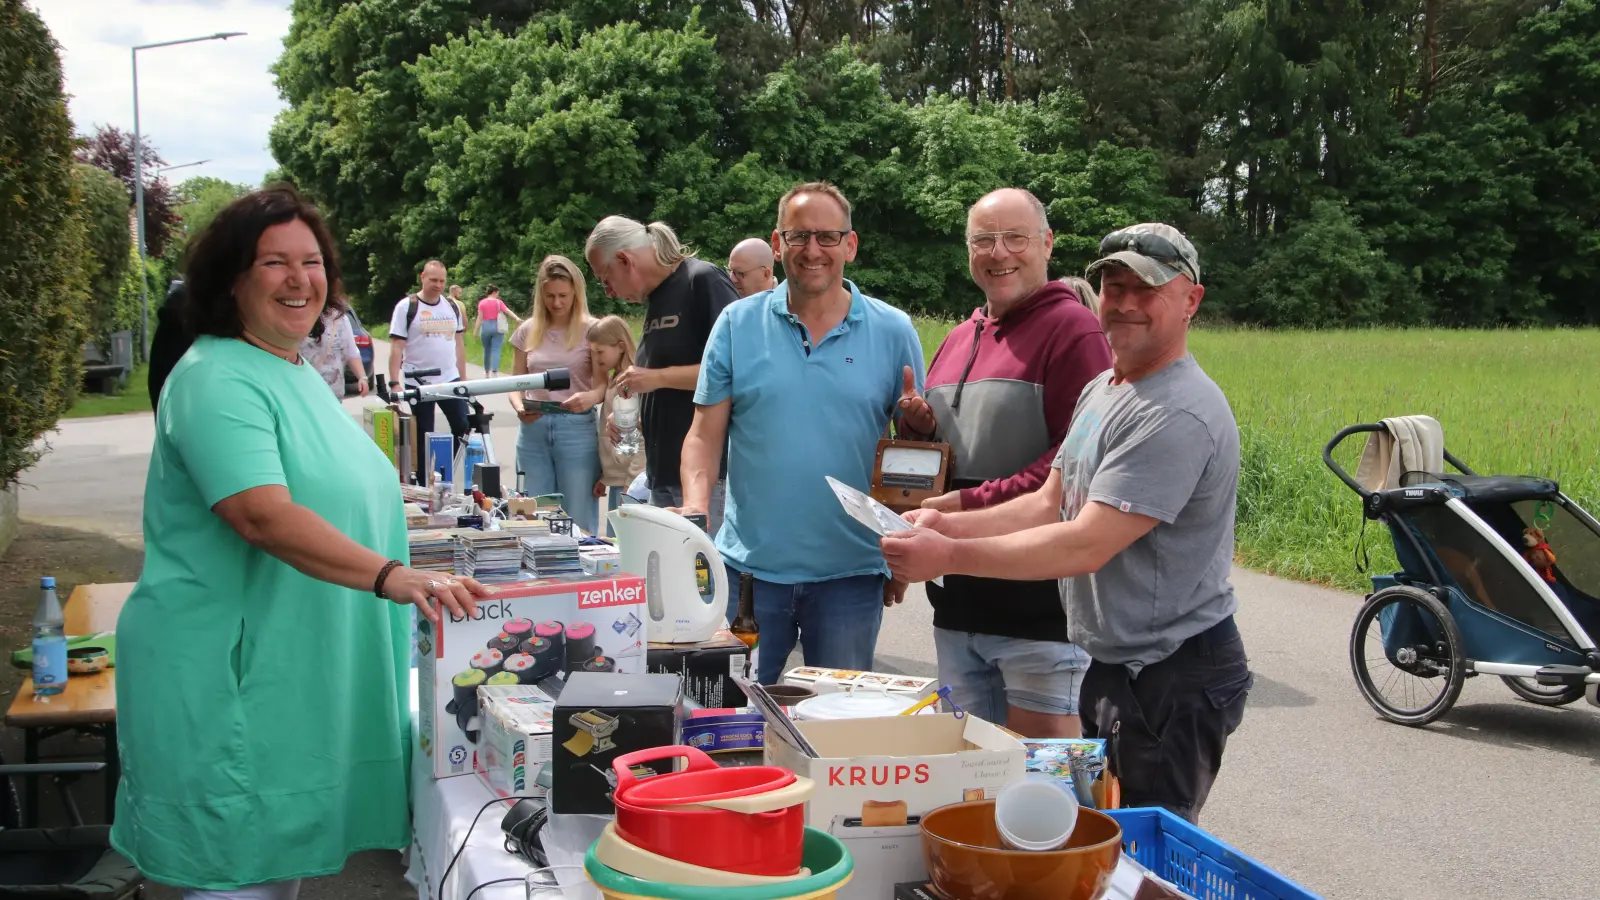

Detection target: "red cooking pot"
[610, 746, 807, 877]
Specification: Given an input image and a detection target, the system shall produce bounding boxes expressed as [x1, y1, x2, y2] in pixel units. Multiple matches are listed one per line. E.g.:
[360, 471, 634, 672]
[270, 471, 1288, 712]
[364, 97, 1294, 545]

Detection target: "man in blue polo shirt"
[679, 182, 933, 683]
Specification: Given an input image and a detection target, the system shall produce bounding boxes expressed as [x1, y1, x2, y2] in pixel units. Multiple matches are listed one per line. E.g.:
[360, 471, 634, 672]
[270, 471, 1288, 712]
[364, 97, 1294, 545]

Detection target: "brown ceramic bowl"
[920, 800, 1121, 900]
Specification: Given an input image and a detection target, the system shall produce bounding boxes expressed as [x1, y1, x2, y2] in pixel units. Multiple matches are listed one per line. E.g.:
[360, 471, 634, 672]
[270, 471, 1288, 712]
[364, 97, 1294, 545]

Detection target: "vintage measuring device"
[869, 430, 953, 513]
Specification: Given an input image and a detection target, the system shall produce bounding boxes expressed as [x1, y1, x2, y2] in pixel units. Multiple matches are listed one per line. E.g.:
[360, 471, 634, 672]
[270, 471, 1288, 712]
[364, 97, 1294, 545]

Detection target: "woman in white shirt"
[300, 310, 368, 398]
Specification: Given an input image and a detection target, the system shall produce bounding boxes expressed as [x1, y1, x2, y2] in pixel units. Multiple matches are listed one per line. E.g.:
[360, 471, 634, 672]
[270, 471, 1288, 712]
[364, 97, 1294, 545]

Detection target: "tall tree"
[75, 125, 181, 258]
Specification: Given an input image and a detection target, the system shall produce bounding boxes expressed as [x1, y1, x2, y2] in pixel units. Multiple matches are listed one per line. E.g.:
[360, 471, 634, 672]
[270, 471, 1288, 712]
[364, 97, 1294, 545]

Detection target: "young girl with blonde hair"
[587, 315, 646, 535]
[508, 255, 607, 535]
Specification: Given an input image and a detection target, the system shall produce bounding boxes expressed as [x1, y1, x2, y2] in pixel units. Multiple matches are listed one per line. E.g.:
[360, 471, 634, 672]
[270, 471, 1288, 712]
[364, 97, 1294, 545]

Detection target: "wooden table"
[5, 581, 131, 825]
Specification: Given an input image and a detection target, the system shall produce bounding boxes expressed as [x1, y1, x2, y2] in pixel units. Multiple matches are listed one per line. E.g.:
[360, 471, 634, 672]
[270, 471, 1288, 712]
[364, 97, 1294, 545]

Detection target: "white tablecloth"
[406, 672, 608, 900]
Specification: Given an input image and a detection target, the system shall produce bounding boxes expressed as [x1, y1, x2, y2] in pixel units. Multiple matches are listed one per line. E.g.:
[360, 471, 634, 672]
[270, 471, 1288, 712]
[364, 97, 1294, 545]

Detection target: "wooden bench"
[5, 582, 131, 825]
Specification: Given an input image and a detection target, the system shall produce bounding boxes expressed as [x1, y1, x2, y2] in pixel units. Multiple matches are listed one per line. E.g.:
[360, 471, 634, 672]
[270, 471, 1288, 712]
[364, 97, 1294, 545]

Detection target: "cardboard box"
[397, 409, 417, 484]
[647, 629, 750, 709]
[475, 684, 556, 800]
[550, 671, 685, 815]
[416, 575, 647, 779]
[364, 406, 398, 468]
[762, 712, 1026, 900]
[783, 667, 937, 699]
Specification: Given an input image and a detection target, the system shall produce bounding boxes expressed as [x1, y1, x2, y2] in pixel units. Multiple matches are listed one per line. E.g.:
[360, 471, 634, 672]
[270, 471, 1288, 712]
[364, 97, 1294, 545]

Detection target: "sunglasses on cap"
[1099, 229, 1197, 281]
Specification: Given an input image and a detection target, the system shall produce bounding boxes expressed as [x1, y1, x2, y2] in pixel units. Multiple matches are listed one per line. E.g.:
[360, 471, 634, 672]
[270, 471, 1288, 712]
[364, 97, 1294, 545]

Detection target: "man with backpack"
[387, 259, 470, 479]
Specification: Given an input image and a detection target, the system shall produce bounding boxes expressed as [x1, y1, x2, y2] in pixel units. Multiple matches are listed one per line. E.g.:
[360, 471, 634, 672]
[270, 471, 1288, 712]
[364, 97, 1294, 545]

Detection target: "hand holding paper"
[880, 527, 956, 585]
[826, 476, 943, 587]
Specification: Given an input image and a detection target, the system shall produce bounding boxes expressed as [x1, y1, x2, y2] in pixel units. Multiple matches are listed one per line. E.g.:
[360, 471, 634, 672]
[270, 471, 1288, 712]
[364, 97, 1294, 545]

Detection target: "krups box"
[646, 628, 750, 709]
[416, 575, 647, 779]
[550, 671, 684, 815]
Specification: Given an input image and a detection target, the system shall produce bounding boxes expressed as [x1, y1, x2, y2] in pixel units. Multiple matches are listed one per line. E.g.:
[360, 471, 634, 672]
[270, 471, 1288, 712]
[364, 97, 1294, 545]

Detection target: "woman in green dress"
[112, 186, 488, 899]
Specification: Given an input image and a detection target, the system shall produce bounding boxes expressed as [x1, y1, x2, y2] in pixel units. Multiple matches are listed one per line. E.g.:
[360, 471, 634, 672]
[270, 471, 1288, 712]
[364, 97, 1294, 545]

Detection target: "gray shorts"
[933, 627, 1090, 719]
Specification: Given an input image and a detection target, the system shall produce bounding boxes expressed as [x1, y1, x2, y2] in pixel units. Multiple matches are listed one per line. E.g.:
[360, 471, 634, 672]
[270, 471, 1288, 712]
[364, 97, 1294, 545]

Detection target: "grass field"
[380, 315, 1600, 592]
[64, 365, 151, 418]
[1191, 328, 1600, 591]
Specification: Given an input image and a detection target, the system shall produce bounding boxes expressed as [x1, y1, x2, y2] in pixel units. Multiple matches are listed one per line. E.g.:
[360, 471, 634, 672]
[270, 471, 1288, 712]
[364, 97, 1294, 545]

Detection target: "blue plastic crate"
[1105, 808, 1321, 900]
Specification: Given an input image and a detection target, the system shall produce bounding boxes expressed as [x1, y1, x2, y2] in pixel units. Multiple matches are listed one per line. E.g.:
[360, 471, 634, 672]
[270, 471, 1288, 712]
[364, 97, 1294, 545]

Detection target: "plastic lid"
[795, 690, 915, 720]
[40, 577, 55, 589]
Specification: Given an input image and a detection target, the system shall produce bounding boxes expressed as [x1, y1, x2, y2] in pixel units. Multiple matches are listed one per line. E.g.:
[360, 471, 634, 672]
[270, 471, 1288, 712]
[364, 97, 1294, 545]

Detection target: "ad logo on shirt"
[642, 315, 680, 336]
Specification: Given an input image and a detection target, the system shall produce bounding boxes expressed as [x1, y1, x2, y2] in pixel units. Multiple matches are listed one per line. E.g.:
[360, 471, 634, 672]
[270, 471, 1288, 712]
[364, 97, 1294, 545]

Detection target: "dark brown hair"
[181, 184, 346, 340]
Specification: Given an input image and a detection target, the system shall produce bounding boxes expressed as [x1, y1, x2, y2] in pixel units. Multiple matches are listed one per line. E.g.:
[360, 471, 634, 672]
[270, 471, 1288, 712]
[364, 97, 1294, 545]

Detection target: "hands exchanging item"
[381, 566, 488, 625]
[614, 365, 659, 397]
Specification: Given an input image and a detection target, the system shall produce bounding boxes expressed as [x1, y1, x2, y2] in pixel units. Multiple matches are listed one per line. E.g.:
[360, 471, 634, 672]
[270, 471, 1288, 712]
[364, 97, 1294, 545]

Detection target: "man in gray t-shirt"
[882, 223, 1251, 823]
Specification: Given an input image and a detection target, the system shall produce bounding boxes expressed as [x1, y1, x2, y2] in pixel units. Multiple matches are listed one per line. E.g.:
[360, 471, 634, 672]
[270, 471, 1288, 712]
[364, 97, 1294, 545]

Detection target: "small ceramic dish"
[66, 646, 109, 675]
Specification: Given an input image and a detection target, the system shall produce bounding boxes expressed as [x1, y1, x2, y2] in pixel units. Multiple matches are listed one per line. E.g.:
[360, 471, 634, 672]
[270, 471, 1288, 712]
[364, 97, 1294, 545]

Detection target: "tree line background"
[268, 0, 1599, 326]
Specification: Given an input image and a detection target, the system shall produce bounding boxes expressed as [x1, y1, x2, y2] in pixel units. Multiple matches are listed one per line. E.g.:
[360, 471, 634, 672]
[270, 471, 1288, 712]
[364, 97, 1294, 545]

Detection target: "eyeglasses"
[967, 231, 1041, 254]
[779, 230, 851, 248]
[1099, 229, 1196, 280]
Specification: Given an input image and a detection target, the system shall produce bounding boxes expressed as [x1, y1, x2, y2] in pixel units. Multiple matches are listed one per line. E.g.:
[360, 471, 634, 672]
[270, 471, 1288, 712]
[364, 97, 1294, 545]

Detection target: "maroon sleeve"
[959, 324, 1112, 509]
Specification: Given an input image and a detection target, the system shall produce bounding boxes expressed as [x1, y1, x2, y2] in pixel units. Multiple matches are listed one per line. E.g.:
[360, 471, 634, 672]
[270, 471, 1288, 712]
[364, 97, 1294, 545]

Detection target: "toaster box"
[647, 628, 750, 709]
[474, 684, 556, 800]
[416, 575, 647, 779]
[782, 667, 938, 699]
[550, 671, 685, 815]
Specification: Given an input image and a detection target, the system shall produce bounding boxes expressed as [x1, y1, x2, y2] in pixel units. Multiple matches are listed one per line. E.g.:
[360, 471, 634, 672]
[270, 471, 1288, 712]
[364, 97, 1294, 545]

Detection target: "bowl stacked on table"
[588, 745, 851, 899]
[919, 799, 1123, 900]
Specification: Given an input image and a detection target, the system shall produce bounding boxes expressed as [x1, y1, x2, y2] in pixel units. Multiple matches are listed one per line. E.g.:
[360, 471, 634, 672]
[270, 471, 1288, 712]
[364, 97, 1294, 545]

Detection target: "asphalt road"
[15, 339, 1599, 899]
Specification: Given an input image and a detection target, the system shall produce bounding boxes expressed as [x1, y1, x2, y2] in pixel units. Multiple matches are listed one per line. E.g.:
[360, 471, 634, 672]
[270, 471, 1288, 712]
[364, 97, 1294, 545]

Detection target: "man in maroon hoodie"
[919, 188, 1112, 736]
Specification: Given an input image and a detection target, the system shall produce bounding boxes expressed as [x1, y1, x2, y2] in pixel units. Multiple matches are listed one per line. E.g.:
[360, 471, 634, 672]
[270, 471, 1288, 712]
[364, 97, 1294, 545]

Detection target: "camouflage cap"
[1086, 223, 1201, 286]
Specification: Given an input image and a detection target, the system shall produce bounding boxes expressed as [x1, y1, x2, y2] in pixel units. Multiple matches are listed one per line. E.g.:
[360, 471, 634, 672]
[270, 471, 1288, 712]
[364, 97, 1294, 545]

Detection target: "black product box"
[647, 628, 750, 709]
[893, 882, 946, 900]
[550, 671, 685, 814]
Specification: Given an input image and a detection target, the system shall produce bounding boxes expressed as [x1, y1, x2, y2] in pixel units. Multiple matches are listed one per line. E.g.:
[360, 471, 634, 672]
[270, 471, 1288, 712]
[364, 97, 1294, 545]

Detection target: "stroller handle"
[1323, 424, 1387, 498]
[1323, 422, 1478, 500]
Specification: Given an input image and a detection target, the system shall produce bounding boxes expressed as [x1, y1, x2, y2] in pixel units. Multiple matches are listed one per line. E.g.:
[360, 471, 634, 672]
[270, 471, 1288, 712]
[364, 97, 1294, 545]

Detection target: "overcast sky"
[33, 0, 292, 187]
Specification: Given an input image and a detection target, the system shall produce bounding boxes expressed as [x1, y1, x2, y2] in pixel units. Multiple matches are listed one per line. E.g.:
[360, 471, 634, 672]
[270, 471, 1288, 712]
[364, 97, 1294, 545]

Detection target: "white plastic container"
[792, 688, 916, 721]
[994, 775, 1080, 851]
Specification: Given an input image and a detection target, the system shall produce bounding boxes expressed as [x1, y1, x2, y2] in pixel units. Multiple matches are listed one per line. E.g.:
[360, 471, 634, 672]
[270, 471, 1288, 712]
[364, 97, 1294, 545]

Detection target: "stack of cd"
[408, 530, 457, 574]
[456, 530, 524, 583]
[521, 532, 582, 578]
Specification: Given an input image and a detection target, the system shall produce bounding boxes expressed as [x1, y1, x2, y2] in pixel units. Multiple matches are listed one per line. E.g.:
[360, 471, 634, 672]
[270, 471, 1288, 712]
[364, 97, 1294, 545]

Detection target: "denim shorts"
[933, 628, 1091, 720]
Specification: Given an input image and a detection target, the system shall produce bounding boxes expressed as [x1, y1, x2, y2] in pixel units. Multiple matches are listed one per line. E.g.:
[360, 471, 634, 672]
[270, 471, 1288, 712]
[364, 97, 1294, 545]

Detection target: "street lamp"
[155, 159, 210, 176]
[133, 32, 244, 359]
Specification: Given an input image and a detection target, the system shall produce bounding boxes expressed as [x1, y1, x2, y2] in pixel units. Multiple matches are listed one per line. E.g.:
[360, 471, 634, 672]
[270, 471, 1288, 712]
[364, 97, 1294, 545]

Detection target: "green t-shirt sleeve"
[163, 365, 287, 507]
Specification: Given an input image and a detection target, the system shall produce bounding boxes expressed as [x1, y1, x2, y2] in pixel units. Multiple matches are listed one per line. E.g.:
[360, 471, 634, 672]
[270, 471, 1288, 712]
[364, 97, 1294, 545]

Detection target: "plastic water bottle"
[462, 434, 486, 489]
[32, 577, 67, 697]
[613, 392, 642, 457]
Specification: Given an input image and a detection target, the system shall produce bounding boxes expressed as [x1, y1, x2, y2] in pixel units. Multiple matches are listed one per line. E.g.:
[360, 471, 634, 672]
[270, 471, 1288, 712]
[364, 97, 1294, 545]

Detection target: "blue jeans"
[480, 325, 504, 373]
[724, 563, 885, 685]
[933, 628, 1090, 723]
[603, 484, 626, 537]
[517, 410, 601, 536]
[650, 480, 727, 537]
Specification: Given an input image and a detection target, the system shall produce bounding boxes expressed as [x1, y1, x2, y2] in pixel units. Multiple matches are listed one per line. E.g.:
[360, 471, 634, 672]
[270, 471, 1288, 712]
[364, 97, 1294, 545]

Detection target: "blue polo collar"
[766, 279, 868, 329]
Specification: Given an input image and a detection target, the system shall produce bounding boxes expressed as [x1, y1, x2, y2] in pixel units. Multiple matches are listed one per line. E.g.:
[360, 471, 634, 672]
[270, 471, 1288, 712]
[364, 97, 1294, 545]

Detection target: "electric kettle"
[607, 504, 728, 643]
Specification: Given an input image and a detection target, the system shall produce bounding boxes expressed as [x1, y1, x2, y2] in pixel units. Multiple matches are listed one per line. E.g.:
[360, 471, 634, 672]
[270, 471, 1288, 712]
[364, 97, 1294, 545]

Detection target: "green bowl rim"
[584, 826, 853, 900]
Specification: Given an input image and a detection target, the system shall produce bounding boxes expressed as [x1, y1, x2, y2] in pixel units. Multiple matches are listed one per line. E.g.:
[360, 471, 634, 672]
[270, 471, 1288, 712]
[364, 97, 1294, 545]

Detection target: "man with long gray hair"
[585, 216, 737, 533]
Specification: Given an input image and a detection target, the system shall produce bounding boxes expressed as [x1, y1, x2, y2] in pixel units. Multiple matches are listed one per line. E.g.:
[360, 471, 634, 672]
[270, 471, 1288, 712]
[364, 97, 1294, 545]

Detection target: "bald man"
[389, 259, 470, 477]
[727, 238, 777, 298]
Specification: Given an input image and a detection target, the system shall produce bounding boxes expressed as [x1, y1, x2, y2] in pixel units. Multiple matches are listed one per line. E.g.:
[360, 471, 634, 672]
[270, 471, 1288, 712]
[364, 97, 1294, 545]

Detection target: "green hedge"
[0, 1, 92, 485]
[76, 163, 133, 351]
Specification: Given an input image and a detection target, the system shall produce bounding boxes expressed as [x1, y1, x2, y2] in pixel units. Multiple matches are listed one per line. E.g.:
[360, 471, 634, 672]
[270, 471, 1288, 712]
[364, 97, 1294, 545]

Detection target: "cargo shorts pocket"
[1202, 668, 1253, 736]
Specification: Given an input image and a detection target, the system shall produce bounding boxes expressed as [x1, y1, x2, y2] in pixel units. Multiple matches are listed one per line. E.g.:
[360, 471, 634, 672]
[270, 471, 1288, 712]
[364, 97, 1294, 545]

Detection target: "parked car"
[344, 308, 375, 394]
